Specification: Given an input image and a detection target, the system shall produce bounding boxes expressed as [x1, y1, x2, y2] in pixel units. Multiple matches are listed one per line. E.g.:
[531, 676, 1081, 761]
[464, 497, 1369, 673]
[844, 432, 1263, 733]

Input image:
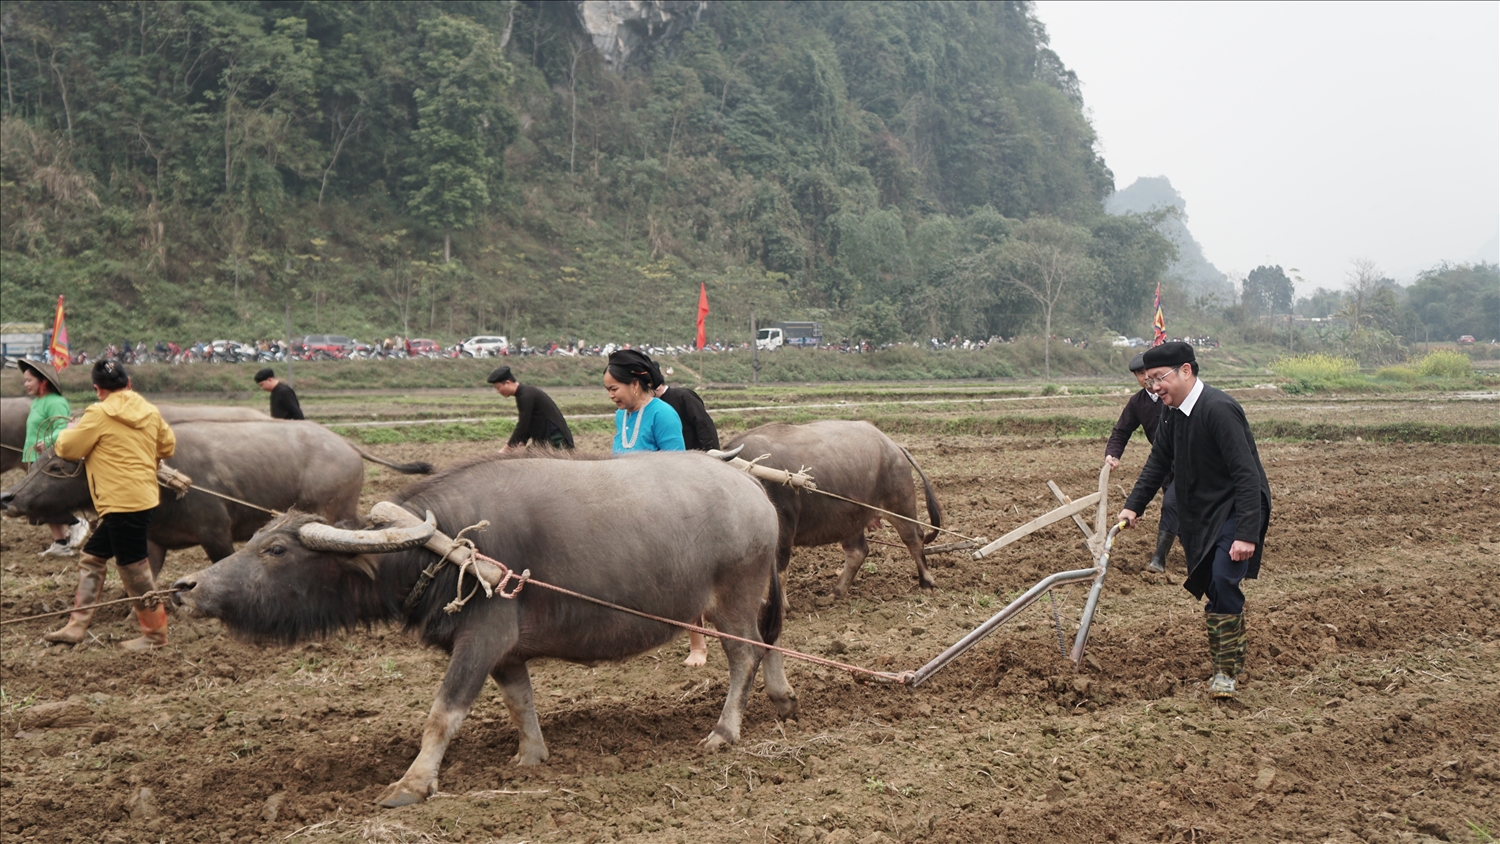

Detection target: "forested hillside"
[1, 0, 1177, 348]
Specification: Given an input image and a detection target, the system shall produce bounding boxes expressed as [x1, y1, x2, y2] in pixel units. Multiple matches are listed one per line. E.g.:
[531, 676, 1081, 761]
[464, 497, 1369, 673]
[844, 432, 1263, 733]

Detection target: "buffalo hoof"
[774, 695, 800, 721]
[699, 728, 733, 753]
[376, 780, 432, 808]
[510, 747, 548, 766]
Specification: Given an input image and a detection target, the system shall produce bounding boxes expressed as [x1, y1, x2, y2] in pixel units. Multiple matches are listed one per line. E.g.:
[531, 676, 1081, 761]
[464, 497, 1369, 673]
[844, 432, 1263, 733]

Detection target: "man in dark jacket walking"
[254, 368, 304, 420]
[1105, 353, 1177, 573]
[1118, 342, 1271, 700]
[489, 367, 574, 452]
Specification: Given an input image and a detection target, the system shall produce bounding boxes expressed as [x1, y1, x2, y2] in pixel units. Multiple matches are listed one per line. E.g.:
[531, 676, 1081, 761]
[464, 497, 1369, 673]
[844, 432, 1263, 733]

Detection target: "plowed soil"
[3, 426, 1497, 844]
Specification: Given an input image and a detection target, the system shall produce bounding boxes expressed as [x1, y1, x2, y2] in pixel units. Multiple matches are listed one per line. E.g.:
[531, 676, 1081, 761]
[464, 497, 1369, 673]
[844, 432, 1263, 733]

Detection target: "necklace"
[620, 397, 650, 449]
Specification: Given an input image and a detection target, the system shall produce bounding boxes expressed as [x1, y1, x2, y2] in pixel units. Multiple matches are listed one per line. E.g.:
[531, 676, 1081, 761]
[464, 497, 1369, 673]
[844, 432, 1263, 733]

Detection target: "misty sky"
[1036, 1, 1500, 294]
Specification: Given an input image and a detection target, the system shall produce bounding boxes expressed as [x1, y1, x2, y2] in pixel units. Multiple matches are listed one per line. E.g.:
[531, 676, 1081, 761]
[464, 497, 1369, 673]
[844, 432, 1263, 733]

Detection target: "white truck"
[755, 321, 822, 351]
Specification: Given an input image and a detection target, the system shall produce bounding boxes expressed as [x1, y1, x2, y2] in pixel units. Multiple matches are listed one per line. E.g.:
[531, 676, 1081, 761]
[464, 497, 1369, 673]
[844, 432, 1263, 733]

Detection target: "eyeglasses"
[1143, 367, 1182, 390]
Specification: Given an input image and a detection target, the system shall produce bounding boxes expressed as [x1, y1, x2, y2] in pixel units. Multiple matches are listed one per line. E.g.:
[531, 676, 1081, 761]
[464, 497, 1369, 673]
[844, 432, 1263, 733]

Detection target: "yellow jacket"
[55, 390, 176, 515]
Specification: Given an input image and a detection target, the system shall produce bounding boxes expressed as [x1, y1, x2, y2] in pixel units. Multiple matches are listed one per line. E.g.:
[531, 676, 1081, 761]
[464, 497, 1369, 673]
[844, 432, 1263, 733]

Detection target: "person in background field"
[648, 362, 720, 452]
[488, 366, 574, 452]
[254, 368, 304, 420]
[605, 350, 712, 665]
[18, 360, 89, 556]
[1118, 342, 1271, 700]
[1104, 353, 1178, 573]
[45, 360, 177, 650]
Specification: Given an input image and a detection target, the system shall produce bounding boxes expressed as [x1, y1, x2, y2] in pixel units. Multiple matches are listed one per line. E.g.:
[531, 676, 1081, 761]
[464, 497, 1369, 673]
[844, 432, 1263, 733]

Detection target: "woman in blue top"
[604, 349, 711, 665]
[605, 350, 685, 454]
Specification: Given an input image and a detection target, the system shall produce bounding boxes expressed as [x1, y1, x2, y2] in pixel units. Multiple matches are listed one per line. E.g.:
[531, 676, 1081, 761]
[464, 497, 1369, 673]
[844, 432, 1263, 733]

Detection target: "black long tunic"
[269, 383, 304, 420]
[1105, 388, 1165, 459]
[657, 386, 719, 451]
[508, 384, 574, 448]
[1123, 383, 1271, 599]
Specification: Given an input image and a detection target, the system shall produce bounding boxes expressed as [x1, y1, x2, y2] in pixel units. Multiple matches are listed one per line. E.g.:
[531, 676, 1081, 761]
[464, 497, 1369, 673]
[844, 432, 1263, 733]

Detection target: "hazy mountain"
[1106, 176, 1234, 304]
[1470, 232, 1499, 264]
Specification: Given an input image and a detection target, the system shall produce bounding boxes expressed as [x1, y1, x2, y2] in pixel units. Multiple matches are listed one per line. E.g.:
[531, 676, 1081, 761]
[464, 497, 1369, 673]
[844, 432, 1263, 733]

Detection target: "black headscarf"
[606, 349, 662, 391]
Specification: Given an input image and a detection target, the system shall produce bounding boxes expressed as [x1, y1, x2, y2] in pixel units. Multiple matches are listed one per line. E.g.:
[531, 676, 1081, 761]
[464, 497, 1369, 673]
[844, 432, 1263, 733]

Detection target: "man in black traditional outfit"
[1118, 342, 1271, 699]
[489, 367, 575, 452]
[255, 368, 304, 420]
[650, 368, 719, 452]
[1105, 353, 1177, 573]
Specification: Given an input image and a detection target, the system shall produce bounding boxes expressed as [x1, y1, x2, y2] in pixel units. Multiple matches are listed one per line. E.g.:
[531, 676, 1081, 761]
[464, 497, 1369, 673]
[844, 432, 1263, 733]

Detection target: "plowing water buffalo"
[172, 451, 796, 807]
[2, 400, 268, 475]
[1, 419, 433, 573]
[1, 397, 29, 474]
[157, 403, 270, 422]
[724, 420, 944, 598]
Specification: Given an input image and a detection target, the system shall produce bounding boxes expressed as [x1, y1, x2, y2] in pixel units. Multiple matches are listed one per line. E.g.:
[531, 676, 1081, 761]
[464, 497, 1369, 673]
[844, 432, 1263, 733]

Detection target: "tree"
[1086, 211, 1177, 333]
[1405, 262, 1500, 342]
[1243, 265, 1294, 316]
[988, 216, 1095, 379]
[404, 15, 515, 263]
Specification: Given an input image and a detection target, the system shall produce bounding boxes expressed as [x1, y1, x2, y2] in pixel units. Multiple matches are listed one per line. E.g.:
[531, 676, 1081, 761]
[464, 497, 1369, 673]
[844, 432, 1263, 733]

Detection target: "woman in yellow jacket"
[45, 360, 176, 651]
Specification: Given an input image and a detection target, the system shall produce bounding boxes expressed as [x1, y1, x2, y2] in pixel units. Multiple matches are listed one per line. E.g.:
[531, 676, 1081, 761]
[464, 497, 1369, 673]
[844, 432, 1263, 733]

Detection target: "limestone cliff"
[570, 1, 708, 70]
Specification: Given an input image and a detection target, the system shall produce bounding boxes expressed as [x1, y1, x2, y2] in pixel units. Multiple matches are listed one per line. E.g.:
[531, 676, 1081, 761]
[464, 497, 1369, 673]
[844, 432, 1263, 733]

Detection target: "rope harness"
[721, 451, 985, 545]
[374, 507, 908, 683]
[6, 449, 281, 516]
[1, 589, 179, 626]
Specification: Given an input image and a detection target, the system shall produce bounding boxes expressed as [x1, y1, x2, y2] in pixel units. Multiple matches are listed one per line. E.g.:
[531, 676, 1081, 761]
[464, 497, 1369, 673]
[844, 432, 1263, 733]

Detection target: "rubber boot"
[117, 559, 168, 652]
[1146, 530, 1175, 573]
[43, 555, 109, 645]
[1206, 613, 1242, 699]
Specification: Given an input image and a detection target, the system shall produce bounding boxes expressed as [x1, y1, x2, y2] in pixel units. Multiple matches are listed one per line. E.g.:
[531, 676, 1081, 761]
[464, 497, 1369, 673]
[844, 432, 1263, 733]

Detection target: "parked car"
[1458, 335, 1476, 345]
[405, 338, 441, 357]
[1110, 335, 1131, 348]
[459, 335, 509, 357]
[1128, 337, 1147, 348]
[300, 334, 355, 354]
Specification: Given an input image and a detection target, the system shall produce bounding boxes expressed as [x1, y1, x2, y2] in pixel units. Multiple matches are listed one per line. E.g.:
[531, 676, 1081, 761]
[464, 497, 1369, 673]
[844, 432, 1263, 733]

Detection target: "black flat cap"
[1141, 341, 1195, 369]
[1128, 353, 1146, 372]
[253, 367, 276, 383]
[486, 366, 515, 384]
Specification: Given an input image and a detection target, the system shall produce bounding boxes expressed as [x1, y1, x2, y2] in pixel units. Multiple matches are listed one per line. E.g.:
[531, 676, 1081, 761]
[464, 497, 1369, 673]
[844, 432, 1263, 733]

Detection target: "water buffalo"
[1, 419, 433, 574]
[1, 397, 29, 474]
[157, 403, 270, 423]
[724, 420, 944, 598]
[172, 451, 796, 808]
[3, 401, 264, 474]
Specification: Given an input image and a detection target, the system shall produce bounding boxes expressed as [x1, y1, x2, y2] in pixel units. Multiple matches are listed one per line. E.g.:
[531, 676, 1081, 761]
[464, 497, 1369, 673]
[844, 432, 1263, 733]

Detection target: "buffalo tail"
[349, 444, 435, 475]
[759, 562, 784, 646]
[901, 447, 943, 545]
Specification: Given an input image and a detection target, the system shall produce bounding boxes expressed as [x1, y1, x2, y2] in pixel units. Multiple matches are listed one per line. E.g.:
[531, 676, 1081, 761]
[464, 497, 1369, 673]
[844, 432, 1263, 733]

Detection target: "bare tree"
[991, 217, 1095, 380]
[1340, 257, 1384, 335]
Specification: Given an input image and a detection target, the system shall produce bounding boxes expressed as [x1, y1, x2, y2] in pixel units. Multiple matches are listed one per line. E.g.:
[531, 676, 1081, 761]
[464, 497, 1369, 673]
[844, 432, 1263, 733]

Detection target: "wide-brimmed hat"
[18, 359, 64, 396]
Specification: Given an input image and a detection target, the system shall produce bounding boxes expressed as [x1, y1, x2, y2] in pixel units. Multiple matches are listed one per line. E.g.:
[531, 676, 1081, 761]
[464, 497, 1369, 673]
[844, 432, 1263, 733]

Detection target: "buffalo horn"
[299, 510, 438, 553]
[706, 444, 745, 461]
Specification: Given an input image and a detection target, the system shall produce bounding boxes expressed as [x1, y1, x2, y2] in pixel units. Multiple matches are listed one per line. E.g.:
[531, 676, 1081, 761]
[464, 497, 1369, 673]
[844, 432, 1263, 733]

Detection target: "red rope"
[468, 550, 908, 684]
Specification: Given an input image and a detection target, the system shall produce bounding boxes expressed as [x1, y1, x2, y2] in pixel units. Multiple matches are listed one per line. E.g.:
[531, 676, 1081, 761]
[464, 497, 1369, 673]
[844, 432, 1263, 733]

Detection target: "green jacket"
[23, 393, 70, 464]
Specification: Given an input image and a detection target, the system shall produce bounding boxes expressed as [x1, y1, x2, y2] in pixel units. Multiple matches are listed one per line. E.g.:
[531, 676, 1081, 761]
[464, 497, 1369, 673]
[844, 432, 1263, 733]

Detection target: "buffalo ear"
[343, 554, 379, 580]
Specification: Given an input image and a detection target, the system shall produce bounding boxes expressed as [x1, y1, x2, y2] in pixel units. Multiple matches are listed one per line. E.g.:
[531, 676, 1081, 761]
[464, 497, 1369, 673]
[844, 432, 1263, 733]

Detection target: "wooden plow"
[896, 464, 1124, 686]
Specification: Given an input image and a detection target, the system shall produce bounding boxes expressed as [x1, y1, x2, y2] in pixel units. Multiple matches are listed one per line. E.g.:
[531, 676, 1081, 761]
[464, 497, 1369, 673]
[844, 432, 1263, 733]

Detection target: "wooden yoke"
[370, 501, 509, 588]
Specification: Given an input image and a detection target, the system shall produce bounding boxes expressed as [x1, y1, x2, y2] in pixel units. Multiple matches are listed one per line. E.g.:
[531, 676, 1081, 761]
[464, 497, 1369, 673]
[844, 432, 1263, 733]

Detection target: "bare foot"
[685, 631, 708, 667]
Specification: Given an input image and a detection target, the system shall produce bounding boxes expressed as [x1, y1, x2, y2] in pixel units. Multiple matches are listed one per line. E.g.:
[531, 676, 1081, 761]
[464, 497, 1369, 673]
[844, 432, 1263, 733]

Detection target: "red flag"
[49, 295, 70, 370]
[695, 283, 710, 350]
[1151, 283, 1167, 347]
